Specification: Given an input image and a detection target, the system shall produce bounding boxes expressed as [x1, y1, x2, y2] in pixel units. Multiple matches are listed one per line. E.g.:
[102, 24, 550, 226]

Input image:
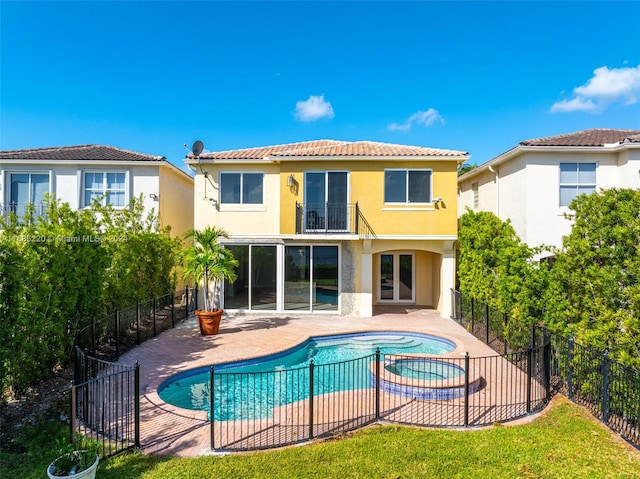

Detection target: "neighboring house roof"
[190, 139, 469, 161]
[519, 128, 640, 147]
[458, 128, 640, 181]
[0, 144, 165, 162]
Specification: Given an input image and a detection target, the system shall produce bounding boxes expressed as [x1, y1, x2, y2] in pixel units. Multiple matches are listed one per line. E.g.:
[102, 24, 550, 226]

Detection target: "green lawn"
[3, 397, 639, 479]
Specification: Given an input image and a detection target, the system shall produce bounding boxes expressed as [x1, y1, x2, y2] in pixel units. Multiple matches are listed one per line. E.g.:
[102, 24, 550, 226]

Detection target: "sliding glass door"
[304, 171, 348, 232]
[223, 244, 277, 310]
[284, 245, 339, 311]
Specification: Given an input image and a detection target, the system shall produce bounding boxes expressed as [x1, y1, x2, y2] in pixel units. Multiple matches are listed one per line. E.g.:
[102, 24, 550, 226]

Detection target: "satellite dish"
[192, 140, 204, 157]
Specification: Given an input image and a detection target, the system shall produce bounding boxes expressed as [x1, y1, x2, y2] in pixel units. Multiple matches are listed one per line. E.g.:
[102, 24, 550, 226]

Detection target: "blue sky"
[2, 1, 639, 171]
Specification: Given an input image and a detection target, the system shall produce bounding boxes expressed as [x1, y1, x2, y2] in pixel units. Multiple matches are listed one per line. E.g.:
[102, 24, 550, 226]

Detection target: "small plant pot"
[195, 309, 223, 335]
[47, 451, 99, 479]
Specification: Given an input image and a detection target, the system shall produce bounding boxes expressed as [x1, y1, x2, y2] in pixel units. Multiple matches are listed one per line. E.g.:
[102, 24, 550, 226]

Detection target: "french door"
[304, 171, 348, 232]
[379, 253, 414, 302]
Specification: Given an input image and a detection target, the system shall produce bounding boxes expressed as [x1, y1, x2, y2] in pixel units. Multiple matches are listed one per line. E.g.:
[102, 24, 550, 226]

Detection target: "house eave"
[458, 142, 638, 182]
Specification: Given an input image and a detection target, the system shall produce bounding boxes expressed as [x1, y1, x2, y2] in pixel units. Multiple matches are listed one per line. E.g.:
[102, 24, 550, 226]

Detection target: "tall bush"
[458, 209, 549, 348]
[543, 188, 640, 369]
[0, 195, 181, 398]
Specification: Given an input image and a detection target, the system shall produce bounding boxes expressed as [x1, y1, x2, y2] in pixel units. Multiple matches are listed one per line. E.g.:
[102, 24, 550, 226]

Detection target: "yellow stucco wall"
[193, 163, 281, 234]
[159, 165, 194, 239]
[279, 160, 459, 236]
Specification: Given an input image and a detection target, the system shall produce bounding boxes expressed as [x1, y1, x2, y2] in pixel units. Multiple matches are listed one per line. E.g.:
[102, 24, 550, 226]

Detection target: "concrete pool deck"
[117, 306, 512, 457]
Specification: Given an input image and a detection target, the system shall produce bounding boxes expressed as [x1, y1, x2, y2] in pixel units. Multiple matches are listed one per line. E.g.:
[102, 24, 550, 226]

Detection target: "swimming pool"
[158, 331, 457, 420]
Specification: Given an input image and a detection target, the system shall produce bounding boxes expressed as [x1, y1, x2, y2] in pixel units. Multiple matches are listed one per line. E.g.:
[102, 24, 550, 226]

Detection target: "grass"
[2, 397, 639, 479]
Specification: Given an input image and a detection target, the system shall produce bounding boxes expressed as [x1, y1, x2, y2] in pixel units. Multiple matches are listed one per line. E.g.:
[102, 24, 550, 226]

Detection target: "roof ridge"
[207, 139, 347, 156]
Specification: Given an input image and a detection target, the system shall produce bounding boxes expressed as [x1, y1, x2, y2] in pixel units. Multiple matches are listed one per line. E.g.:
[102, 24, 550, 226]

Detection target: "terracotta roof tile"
[0, 144, 164, 161]
[520, 128, 640, 147]
[196, 140, 468, 160]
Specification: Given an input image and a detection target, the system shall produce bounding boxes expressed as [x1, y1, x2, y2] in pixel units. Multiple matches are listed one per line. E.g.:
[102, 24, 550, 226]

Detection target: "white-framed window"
[384, 169, 432, 203]
[83, 171, 127, 207]
[9, 172, 50, 206]
[559, 163, 596, 207]
[220, 172, 264, 204]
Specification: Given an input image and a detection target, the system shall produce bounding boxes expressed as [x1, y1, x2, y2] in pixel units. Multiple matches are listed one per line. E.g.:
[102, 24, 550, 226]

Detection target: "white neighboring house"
[458, 128, 640, 258]
[0, 144, 194, 237]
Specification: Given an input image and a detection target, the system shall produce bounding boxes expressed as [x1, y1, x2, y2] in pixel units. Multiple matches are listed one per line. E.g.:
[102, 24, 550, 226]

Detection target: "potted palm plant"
[181, 226, 238, 335]
[47, 447, 99, 479]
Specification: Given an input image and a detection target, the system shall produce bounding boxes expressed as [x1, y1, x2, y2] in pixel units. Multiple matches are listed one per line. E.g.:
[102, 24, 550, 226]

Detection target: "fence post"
[567, 337, 574, 400]
[153, 297, 157, 337]
[464, 352, 470, 427]
[471, 298, 475, 333]
[185, 286, 189, 318]
[355, 202, 360, 234]
[601, 351, 610, 425]
[503, 313, 508, 353]
[543, 328, 551, 402]
[115, 311, 120, 360]
[309, 360, 315, 440]
[485, 304, 490, 344]
[210, 365, 215, 450]
[530, 324, 536, 350]
[526, 345, 533, 413]
[70, 384, 77, 446]
[171, 292, 175, 327]
[375, 349, 381, 420]
[134, 362, 140, 448]
[136, 302, 141, 345]
[91, 320, 96, 357]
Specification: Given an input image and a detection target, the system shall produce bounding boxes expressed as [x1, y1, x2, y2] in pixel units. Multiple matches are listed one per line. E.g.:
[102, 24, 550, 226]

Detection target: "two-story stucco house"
[0, 144, 194, 237]
[458, 128, 640, 258]
[187, 140, 468, 318]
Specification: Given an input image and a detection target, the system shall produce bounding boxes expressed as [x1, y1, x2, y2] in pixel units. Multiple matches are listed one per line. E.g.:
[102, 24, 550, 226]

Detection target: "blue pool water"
[158, 332, 456, 420]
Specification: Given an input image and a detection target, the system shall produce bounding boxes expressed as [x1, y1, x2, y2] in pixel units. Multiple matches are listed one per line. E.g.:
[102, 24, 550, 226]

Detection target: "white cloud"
[387, 108, 445, 132]
[294, 94, 335, 122]
[550, 64, 640, 113]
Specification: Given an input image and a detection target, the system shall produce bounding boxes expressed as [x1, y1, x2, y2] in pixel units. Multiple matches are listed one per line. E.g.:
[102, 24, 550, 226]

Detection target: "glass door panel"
[305, 172, 325, 230]
[224, 245, 249, 309]
[284, 246, 311, 311]
[312, 246, 338, 311]
[380, 254, 394, 300]
[251, 246, 277, 310]
[399, 254, 413, 300]
[327, 172, 348, 231]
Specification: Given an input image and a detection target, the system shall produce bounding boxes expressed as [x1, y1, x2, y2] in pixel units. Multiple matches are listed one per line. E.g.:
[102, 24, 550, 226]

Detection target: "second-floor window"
[384, 169, 432, 203]
[559, 163, 596, 207]
[220, 172, 263, 204]
[10, 172, 49, 206]
[83, 172, 126, 207]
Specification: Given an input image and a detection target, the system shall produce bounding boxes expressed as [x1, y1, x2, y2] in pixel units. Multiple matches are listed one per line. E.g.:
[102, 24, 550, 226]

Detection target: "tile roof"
[195, 140, 468, 160]
[0, 144, 165, 161]
[519, 128, 640, 147]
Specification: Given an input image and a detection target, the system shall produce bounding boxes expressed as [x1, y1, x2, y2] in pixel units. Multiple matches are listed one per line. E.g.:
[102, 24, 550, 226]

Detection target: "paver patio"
[118, 306, 528, 457]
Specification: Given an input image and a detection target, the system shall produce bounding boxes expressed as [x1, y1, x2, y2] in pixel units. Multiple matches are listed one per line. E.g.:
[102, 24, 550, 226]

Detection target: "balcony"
[295, 202, 375, 237]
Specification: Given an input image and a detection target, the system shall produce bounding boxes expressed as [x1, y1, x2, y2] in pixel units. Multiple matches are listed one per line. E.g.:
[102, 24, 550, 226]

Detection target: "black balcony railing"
[295, 202, 375, 238]
[0, 202, 47, 221]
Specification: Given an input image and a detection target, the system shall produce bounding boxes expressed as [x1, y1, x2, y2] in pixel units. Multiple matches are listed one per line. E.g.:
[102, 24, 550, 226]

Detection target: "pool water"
[158, 332, 456, 420]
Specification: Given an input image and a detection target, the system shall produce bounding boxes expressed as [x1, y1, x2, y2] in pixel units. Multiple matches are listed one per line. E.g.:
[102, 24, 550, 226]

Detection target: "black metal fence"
[75, 286, 196, 361]
[294, 202, 376, 238]
[208, 344, 550, 451]
[451, 289, 640, 450]
[71, 286, 197, 457]
[71, 347, 139, 458]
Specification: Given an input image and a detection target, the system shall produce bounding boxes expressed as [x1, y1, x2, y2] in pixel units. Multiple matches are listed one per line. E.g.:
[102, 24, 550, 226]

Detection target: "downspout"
[488, 165, 499, 216]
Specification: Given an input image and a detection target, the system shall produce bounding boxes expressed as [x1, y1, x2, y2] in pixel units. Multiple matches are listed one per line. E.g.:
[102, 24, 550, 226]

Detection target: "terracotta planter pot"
[195, 309, 223, 335]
